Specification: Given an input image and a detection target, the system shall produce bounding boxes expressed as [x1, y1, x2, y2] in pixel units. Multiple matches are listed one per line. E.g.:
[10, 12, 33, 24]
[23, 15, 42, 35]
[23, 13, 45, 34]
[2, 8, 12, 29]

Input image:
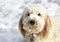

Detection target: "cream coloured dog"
[19, 4, 60, 42]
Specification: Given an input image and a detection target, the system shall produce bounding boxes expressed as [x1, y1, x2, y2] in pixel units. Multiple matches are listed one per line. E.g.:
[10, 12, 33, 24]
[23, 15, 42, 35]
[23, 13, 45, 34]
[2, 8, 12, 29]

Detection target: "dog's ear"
[42, 15, 51, 36]
[19, 15, 26, 37]
[45, 15, 51, 29]
[39, 15, 51, 38]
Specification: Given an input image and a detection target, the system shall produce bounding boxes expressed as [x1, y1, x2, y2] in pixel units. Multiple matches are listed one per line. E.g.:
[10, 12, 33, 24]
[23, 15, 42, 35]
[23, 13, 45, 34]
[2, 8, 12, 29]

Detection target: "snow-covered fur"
[19, 4, 60, 42]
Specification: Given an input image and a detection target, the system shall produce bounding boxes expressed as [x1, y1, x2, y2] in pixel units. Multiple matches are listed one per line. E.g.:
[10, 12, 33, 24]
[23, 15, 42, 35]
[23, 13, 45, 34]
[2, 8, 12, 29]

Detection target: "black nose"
[30, 20, 35, 25]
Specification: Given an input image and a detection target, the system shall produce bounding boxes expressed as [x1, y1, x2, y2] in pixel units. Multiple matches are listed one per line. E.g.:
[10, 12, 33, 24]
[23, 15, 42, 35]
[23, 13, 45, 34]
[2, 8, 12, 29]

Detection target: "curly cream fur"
[19, 4, 60, 42]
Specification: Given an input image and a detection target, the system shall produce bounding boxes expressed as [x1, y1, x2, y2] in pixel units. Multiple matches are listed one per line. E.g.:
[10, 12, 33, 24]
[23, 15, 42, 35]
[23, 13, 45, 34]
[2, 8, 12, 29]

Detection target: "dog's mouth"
[28, 26, 41, 34]
[23, 19, 45, 34]
[23, 22, 43, 34]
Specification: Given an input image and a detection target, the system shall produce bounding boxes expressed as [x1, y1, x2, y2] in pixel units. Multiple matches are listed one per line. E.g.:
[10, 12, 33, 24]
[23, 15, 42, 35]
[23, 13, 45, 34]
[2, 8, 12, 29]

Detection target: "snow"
[0, 0, 60, 42]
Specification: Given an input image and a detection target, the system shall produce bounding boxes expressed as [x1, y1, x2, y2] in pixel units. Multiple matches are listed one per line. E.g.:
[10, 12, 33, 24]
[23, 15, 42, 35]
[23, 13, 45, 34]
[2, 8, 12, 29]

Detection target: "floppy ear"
[19, 15, 26, 37]
[41, 15, 51, 37]
[38, 15, 51, 38]
[45, 15, 51, 29]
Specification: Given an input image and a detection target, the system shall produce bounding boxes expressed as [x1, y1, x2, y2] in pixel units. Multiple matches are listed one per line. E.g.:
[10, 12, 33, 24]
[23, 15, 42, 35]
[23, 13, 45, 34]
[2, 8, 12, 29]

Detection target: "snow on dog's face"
[19, 4, 51, 35]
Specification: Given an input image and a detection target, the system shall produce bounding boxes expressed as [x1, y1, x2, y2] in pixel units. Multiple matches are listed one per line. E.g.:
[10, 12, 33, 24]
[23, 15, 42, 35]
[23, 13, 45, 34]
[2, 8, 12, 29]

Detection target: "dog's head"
[19, 4, 51, 37]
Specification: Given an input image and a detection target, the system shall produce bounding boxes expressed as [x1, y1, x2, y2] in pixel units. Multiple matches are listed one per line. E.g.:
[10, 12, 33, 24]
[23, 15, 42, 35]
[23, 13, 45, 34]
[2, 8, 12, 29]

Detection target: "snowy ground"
[0, 0, 60, 42]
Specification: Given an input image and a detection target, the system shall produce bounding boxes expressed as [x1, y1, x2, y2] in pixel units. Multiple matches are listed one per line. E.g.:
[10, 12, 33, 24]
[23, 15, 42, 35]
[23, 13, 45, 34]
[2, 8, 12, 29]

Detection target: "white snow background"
[0, 0, 60, 42]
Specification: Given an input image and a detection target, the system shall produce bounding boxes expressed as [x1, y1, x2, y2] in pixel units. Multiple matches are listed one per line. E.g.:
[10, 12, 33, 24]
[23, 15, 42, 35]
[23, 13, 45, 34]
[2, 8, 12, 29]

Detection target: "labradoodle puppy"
[19, 4, 60, 42]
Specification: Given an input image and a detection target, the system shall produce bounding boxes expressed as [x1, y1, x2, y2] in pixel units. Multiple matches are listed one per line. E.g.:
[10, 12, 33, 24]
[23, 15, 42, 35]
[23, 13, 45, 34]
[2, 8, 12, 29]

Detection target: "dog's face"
[19, 4, 51, 36]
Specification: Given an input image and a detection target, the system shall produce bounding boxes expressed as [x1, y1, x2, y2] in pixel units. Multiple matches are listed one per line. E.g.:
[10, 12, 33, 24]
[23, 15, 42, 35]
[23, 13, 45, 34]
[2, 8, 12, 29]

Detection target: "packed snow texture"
[0, 0, 60, 42]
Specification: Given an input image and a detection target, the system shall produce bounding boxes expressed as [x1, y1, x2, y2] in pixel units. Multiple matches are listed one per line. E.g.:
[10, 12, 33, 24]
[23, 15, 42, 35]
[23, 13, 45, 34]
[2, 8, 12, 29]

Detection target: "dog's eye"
[27, 13, 30, 16]
[38, 13, 41, 16]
